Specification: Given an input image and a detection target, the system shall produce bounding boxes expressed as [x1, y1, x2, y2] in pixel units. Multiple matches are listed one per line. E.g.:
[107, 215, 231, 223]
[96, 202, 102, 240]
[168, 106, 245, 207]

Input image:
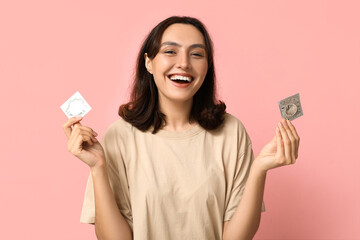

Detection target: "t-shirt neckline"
[149, 123, 204, 139]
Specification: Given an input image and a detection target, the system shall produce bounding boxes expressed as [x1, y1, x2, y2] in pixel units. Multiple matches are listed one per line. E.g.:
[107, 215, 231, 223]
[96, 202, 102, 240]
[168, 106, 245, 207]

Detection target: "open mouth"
[167, 74, 193, 84]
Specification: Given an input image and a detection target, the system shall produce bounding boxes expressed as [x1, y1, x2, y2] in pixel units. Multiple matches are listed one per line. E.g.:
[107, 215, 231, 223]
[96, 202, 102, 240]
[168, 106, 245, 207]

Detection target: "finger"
[286, 119, 300, 141]
[71, 134, 87, 155]
[73, 121, 82, 130]
[76, 128, 98, 143]
[67, 127, 84, 153]
[281, 118, 293, 139]
[72, 134, 94, 154]
[62, 116, 83, 139]
[67, 127, 97, 153]
[286, 120, 300, 159]
[78, 125, 98, 136]
[73, 124, 98, 139]
[284, 119, 296, 163]
[276, 125, 284, 160]
[278, 120, 292, 165]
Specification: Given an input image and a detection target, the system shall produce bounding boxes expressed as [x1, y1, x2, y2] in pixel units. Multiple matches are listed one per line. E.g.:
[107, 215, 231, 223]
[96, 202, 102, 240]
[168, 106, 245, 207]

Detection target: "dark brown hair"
[119, 16, 226, 134]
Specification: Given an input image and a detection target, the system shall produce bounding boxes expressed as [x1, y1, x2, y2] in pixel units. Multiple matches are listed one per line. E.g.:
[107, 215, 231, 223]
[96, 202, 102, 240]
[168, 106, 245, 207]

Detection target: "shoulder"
[217, 112, 252, 145]
[106, 117, 133, 132]
[223, 113, 245, 127]
[221, 113, 247, 133]
[102, 117, 137, 141]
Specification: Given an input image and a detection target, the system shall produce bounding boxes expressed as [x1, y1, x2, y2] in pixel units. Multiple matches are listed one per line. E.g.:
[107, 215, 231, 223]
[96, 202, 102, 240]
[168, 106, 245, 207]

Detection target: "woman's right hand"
[62, 116, 105, 169]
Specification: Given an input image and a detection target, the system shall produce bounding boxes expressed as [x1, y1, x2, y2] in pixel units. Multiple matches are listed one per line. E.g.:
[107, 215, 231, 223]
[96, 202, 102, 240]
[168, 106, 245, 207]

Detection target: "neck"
[158, 96, 195, 132]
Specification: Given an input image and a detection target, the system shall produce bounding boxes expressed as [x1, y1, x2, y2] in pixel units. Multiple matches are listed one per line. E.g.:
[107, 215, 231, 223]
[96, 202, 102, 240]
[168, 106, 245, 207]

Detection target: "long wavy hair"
[119, 16, 226, 134]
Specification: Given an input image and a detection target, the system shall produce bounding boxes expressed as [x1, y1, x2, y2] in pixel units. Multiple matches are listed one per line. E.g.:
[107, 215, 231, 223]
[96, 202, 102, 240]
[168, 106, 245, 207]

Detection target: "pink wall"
[1, 0, 359, 239]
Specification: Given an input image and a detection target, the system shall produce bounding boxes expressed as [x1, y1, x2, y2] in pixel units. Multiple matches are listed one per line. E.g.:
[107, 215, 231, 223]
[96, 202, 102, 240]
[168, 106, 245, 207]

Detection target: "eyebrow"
[160, 41, 206, 49]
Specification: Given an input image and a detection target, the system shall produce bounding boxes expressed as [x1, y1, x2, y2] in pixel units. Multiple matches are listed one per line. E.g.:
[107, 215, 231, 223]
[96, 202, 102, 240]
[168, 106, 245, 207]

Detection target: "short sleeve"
[223, 131, 265, 222]
[79, 123, 133, 231]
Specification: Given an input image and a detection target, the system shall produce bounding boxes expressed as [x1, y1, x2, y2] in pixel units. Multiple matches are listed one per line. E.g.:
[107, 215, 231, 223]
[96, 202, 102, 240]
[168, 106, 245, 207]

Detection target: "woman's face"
[145, 23, 208, 104]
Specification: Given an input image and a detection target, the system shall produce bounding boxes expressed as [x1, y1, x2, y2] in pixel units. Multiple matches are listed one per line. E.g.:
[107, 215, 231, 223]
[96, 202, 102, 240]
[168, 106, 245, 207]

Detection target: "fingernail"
[93, 131, 98, 136]
[75, 116, 83, 119]
[278, 122, 283, 127]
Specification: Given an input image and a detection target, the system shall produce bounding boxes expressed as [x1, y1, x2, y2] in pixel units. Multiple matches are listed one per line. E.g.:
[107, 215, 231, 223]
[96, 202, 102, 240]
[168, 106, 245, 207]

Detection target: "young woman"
[63, 16, 300, 240]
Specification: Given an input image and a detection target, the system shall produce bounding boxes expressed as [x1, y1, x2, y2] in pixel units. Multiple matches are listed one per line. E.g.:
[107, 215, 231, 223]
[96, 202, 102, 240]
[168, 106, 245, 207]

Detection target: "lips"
[167, 73, 194, 81]
[167, 75, 193, 88]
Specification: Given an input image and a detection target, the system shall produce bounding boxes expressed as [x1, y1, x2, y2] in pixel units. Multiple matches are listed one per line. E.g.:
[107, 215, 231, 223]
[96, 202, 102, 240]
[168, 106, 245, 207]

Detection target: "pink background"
[1, 0, 359, 239]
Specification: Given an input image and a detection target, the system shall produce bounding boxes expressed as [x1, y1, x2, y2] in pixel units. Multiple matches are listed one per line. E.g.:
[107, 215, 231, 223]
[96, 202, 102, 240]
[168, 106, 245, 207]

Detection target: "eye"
[164, 50, 176, 54]
[192, 53, 204, 57]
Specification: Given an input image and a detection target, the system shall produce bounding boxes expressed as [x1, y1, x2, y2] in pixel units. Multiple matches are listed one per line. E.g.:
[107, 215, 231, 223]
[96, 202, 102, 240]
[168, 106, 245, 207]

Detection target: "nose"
[176, 51, 191, 70]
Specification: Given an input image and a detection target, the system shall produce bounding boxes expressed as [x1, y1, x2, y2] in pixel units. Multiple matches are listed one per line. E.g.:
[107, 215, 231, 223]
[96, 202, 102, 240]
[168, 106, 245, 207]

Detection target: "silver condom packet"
[278, 93, 303, 121]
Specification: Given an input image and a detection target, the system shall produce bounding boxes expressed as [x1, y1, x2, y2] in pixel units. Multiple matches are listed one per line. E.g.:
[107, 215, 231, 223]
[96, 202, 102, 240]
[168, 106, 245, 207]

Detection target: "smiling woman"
[144, 23, 211, 130]
[119, 16, 226, 133]
[63, 15, 300, 240]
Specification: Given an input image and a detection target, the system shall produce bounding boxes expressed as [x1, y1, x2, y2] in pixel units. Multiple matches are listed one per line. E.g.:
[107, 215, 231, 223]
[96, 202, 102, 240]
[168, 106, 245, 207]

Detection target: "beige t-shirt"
[80, 113, 265, 239]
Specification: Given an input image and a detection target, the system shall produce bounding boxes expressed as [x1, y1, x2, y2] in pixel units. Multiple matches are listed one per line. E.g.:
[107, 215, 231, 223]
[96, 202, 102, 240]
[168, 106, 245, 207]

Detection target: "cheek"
[196, 62, 208, 78]
[156, 57, 174, 69]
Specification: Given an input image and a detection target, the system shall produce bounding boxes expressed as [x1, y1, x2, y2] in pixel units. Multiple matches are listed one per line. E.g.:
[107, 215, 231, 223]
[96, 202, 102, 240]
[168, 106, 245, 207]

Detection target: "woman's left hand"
[254, 118, 300, 172]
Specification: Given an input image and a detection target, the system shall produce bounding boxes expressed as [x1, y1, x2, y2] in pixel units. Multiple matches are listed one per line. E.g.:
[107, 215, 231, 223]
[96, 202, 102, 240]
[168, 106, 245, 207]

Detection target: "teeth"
[169, 75, 192, 82]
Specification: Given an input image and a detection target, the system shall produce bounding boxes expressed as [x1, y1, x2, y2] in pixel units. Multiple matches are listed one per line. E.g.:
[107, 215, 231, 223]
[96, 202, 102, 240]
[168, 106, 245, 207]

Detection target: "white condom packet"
[60, 91, 92, 118]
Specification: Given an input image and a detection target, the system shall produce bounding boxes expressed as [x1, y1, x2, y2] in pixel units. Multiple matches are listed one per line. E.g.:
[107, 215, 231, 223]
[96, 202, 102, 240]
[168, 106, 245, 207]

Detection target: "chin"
[167, 94, 194, 103]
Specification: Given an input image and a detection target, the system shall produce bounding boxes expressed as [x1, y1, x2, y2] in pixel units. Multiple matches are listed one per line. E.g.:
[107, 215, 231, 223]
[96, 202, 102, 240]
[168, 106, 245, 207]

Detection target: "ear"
[144, 53, 153, 74]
